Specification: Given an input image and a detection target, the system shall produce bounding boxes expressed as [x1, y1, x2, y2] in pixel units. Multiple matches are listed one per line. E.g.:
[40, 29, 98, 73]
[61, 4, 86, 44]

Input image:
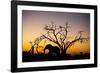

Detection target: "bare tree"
[34, 21, 88, 55]
[28, 41, 34, 55]
[33, 35, 46, 54]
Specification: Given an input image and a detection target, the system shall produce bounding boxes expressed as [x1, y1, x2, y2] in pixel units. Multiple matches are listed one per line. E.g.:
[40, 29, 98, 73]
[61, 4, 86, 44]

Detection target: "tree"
[33, 37, 44, 54]
[34, 21, 88, 55]
[28, 41, 34, 55]
[28, 37, 43, 54]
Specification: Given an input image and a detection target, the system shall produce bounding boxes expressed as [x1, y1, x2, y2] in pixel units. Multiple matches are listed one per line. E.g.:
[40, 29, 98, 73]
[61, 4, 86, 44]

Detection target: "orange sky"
[22, 10, 90, 55]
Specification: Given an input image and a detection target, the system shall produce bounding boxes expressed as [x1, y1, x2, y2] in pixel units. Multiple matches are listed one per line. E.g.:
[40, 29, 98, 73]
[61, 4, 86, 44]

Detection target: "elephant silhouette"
[44, 44, 60, 56]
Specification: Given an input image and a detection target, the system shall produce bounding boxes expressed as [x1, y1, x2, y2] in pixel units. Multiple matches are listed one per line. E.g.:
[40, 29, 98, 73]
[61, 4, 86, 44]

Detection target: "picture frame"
[11, 1, 97, 72]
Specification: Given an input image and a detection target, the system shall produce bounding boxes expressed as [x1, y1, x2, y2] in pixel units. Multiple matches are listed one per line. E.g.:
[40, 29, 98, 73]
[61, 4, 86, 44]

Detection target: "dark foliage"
[22, 44, 90, 62]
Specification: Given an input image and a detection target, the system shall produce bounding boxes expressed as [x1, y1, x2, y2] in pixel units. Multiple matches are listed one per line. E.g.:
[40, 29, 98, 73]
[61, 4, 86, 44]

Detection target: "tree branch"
[65, 37, 88, 51]
[42, 34, 56, 43]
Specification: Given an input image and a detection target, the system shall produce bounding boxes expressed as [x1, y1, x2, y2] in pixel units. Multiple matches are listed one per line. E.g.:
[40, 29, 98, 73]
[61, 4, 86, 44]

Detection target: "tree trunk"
[61, 49, 66, 56]
[61, 47, 69, 56]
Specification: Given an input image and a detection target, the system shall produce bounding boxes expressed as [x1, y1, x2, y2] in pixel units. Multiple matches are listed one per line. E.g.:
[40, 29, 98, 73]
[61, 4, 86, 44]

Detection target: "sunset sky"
[22, 10, 90, 55]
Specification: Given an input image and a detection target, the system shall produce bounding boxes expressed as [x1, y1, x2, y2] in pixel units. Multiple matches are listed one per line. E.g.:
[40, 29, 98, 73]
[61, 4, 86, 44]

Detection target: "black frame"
[11, 1, 97, 72]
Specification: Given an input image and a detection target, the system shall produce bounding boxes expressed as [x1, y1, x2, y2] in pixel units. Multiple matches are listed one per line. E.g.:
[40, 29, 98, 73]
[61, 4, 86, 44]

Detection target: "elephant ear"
[44, 49, 50, 55]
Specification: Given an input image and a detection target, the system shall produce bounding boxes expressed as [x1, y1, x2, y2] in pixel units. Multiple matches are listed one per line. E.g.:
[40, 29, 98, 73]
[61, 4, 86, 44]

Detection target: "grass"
[22, 51, 90, 62]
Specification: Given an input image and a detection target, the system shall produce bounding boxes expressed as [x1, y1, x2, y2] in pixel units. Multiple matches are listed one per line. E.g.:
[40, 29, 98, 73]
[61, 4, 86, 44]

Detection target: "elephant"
[44, 44, 60, 56]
